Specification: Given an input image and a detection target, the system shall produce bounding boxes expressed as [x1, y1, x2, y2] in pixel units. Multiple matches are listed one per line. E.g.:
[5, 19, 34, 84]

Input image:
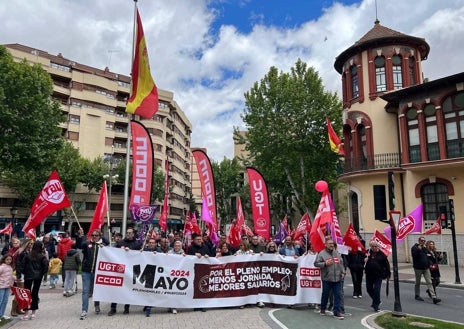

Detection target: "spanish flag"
[126, 9, 159, 119]
[326, 117, 345, 156]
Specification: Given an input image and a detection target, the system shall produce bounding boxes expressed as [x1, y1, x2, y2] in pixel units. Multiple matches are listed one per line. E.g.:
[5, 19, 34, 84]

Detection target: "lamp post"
[389, 210, 404, 317]
[104, 149, 119, 219]
[10, 206, 18, 238]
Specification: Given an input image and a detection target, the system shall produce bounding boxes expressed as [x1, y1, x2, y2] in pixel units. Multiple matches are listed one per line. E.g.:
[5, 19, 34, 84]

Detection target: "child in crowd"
[63, 244, 81, 297]
[48, 252, 62, 289]
[0, 254, 14, 321]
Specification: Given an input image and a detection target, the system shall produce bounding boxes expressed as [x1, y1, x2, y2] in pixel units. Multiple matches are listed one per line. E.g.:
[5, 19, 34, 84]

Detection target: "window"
[407, 108, 420, 162]
[392, 55, 403, 89]
[351, 65, 359, 98]
[375, 56, 386, 92]
[106, 121, 114, 130]
[409, 57, 416, 86]
[69, 115, 80, 124]
[443, 92, 464, 158]
[424, 104, 438, 160]
[68, 131, 79, 140]
[421, 183, 448, 230]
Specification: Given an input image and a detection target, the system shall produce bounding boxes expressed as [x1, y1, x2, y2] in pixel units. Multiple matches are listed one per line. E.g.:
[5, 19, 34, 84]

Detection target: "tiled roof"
[355, 20, 406, 44]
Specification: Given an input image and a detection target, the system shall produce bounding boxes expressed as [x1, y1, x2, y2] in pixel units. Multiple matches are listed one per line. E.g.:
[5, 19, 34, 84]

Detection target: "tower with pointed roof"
[334, 21, 464, 263]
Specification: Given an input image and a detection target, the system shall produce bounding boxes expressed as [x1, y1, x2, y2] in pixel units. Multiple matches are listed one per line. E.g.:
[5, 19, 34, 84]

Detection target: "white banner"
[93, 248, 321, 308]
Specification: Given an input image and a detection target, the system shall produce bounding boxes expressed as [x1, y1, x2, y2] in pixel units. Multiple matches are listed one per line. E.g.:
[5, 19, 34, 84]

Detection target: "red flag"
[343, 223, 367, 253]
[293, 213, 311, 241]
[184, 212, 201, 236]
[241, 223, 254, 237]
[227, 219, 242, 248]
[246, 167, 270, 240]
[22, 170, 71, 235]
[158, 159, 169, 232]
[10, 286, 32, 310]
[125, 9, 159, 119]
[0, 223, 12, 235]
[424, 217, 442, 235]
[327, 117, 345, 156]
[310, 191, 332, 252]
[191, 212, 201, 235]
[236, 196, 245, 228]
[370, 230, 392, 257]
[130, 121, 154, 206]
[88, 181, 108, 239]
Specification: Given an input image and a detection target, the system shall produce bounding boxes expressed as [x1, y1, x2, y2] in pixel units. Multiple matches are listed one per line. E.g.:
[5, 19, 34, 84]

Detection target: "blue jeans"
[82, 272, 99, 312]
[365, 276, 382, 310]
[321, 280, 342, 315]
[0, 287, 9, 317]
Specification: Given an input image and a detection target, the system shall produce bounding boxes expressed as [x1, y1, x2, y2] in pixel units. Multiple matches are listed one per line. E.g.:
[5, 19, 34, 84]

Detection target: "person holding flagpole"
[77, 228, 109, 320]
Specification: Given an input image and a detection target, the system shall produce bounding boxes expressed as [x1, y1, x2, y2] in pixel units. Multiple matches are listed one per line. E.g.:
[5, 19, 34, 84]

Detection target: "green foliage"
[212, 157, 247, 224]
[79, 157, 108, 192]
[235, 58, 343, 223]
[375, 313, 464, 329]
[0, 46, 75, 205]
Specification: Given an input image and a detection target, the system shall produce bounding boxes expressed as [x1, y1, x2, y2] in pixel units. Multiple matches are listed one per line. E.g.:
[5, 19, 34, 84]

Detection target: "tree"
[0, 46, 68, 205]
[211, 157, 246, 226]
[234, 59, 343, 224]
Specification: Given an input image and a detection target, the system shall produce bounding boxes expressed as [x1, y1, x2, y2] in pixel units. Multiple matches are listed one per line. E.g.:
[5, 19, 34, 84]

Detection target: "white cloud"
[1, 0, 463, 161]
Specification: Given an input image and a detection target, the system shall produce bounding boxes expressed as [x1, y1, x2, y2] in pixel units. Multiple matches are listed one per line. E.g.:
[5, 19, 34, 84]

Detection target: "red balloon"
[315, 180, 328, 192]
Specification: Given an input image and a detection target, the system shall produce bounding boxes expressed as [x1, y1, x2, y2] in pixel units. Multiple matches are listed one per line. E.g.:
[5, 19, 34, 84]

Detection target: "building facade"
[335, 21, 463, 264]
[1, 43, 192, 236]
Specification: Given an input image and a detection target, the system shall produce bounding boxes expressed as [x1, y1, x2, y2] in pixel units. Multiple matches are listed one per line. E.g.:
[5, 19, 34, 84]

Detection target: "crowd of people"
[0, 228, 444, 322]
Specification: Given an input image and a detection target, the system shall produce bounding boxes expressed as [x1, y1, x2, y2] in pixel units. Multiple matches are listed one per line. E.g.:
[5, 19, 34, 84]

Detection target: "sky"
[1, 0, 464, 161]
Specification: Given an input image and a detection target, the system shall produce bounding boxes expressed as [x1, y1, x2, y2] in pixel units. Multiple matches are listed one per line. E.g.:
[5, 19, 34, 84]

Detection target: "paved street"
[3, 262, 463, 329]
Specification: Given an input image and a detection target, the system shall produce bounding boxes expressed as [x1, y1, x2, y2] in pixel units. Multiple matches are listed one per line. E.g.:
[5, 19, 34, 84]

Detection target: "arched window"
[421, 183, 448, 230]
[424, 104, 439, 160]
[407, 107, 420, 162]
[409, 57, 416, 86]
[357, 124, 367, 169]
[375, 56, 386, 92]
[442, 92, 464, 158]
[392, 55, 403, 89]
[351, 65, 359, 98]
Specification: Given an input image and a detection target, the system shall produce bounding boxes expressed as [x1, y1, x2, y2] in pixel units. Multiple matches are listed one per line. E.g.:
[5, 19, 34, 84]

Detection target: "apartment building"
[1, 43, 192, 235]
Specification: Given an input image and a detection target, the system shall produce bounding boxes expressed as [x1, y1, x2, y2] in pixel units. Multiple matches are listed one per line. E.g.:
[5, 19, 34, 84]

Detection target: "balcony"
[338, 153, 401, 174]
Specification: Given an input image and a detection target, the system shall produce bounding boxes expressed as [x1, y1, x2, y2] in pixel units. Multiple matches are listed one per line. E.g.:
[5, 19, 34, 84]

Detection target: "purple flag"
[274, 221, 288, 245]
[385, 204, 423, 243]
[130, 204, 157, 222]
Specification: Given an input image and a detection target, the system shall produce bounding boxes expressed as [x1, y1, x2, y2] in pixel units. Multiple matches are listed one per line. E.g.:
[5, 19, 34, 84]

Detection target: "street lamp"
[389, 210, 404, 317]
[10, 206, 18, 225]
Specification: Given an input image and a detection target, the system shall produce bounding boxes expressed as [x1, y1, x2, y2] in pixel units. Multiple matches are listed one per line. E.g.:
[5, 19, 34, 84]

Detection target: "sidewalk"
[396, 262, 464, 289]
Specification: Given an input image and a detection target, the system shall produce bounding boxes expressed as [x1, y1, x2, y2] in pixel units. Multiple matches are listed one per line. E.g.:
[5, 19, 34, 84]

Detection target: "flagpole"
[70, 206, 82, 230]
[122, 1, 138, 235]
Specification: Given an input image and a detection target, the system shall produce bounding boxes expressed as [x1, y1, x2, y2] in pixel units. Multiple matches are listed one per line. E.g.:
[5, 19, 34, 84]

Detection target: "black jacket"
[63, 249, 81, 271]
[411, 244, 429, 270]
[347, 251, 366, 271]
[364, 249, 390, 280]
[18, 252, 48, 281]
[187, 243, 211, 256]
[77, 236, 109, 274]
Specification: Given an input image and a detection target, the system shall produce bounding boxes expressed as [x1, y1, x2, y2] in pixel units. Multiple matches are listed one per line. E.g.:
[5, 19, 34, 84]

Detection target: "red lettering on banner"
[98, 261, 126, 273]
[96, 274, 123, 286]
[300, 267, 320, 276]
[300, 279, 322, 288]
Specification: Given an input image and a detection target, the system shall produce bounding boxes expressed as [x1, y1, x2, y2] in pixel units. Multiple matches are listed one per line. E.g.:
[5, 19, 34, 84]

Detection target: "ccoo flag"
[327, 117, 345, 156]
[126, 9, 159, 119]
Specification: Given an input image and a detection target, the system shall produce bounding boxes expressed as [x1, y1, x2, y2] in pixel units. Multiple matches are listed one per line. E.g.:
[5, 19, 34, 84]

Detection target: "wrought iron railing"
[338, 153, 401, 174]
